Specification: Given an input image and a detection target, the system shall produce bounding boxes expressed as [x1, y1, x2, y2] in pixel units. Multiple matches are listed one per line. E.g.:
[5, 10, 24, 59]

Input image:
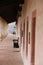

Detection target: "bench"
[13, 39, 19, 48]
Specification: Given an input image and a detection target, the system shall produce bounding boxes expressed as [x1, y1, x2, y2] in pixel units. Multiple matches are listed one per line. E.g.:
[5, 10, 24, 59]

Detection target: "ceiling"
[0, 0, 24, 23]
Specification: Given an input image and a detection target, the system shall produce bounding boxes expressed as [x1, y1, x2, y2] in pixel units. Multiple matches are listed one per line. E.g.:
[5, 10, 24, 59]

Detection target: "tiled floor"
[0, 34, 23, 65]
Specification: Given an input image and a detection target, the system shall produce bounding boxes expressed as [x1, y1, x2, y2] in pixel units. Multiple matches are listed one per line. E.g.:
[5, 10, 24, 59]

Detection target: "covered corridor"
[0, 0, 43, 65]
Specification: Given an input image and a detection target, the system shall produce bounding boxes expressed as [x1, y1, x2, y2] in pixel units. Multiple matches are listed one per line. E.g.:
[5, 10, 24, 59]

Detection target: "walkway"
[0, 34, 23, 65]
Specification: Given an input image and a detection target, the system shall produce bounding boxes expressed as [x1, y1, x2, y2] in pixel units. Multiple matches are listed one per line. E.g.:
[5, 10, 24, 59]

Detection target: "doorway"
[20, 21, 22, 47]
[26, 17, 29, 57]
[23, 20, 25, 51]
[31, 10, 36, 65]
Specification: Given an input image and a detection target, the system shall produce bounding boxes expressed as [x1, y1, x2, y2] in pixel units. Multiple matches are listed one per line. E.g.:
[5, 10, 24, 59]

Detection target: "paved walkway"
[0, 34, 23, 65]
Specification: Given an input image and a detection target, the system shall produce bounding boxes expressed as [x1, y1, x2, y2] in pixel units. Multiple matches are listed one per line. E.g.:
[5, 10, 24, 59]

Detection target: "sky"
[8, 22, 16, 34]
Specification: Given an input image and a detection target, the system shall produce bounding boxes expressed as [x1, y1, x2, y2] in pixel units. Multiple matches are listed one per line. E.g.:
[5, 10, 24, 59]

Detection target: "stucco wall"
[26, 0, 43, 65]
[17, 0, 43, 65]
